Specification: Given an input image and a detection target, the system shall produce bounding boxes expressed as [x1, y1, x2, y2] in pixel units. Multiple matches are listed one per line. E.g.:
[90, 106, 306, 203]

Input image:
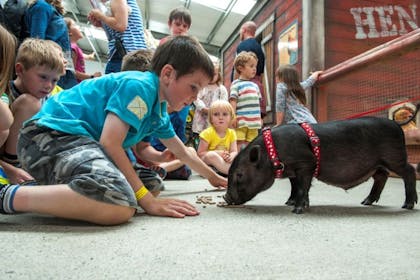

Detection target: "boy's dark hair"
[151, 35, 214, 81]
[121, 49, 154, 72]
[169, 6, 191, 27]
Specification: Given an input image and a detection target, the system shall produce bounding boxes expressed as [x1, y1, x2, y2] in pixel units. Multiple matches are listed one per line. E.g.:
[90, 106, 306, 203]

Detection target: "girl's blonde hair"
[208, 100, 235, 125]
[0, 24, 17, 95]
[16, 38, 65, 75]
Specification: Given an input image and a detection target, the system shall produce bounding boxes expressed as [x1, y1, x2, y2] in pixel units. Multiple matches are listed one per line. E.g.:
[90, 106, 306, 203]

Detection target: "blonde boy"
[2, 38, 64, 168]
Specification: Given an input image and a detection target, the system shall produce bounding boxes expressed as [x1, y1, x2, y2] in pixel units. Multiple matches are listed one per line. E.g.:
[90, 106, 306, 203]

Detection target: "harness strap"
[262, 127, 284, 178]
[299, 123, 321, 177]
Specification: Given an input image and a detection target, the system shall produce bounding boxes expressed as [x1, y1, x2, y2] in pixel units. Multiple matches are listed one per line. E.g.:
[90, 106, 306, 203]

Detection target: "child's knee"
[12, 94, 41, 116]
[201, 151, 219, 162]
[0, 129, 9, 147]
[94, 205, 135, 225]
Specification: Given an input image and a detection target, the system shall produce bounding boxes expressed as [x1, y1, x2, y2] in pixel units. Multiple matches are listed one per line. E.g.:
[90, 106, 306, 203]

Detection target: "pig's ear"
[249, 145, 261, 163]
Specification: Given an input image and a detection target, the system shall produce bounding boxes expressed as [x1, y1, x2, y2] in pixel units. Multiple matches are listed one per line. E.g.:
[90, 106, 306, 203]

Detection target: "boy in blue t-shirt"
[0, 36, 227, 225]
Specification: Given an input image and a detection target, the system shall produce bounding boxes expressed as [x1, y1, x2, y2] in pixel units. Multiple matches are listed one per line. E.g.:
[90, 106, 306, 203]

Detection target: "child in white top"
[192, 60, 228, 135]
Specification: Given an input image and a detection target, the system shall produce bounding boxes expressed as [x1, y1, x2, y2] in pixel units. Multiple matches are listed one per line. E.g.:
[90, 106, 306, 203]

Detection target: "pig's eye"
[236, 172, 243, 182]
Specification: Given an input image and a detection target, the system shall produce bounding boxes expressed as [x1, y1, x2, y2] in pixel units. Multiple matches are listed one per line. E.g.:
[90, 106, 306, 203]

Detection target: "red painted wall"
[324, 0, 419, 68]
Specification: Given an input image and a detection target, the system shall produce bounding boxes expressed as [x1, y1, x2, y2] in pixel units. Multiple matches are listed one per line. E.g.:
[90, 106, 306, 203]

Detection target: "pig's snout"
[223, 192, 234, 205]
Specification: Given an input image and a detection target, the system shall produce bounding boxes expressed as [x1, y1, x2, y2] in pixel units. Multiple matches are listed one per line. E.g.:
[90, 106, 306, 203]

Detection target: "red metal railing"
[313, 29, 420, 163]
[314, 28, 420, 122]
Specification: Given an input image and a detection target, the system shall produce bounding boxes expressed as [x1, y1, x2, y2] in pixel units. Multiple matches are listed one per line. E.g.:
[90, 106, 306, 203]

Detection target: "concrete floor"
[1, 174, 420, 279]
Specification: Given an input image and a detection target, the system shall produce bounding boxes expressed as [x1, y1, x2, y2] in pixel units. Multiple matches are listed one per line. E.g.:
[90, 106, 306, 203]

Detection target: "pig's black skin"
[225, 117, 418, 214]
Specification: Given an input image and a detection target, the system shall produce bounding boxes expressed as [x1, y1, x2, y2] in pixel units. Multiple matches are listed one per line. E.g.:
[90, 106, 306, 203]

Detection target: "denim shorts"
[17, 121, 140, 208]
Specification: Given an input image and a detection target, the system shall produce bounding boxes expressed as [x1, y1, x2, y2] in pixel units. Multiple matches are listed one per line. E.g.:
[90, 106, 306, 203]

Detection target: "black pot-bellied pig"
[224, 117, 418, 214]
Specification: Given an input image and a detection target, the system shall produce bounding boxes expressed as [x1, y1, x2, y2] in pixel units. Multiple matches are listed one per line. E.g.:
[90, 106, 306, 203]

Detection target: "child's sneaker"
[0, 183, 19, 214]
[166, 165, 192, 180]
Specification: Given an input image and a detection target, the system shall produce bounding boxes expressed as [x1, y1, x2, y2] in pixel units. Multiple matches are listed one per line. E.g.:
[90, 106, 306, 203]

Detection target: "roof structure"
[63, 0, 258, 58]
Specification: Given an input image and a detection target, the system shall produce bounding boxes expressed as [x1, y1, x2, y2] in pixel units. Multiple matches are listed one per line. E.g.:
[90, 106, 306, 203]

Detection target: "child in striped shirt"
[229, 51, 262, 150]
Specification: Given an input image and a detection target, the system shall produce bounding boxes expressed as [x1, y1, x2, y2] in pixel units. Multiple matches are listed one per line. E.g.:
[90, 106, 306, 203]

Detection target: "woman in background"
[25, 0, 77, 89]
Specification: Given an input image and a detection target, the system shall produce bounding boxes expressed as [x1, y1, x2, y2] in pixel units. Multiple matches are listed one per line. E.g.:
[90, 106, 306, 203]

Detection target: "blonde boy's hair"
[208, 100, 235, 125]
[16, 38, 65, 74]
[233, 51, 258, 74]
[121, 49, 154, 72]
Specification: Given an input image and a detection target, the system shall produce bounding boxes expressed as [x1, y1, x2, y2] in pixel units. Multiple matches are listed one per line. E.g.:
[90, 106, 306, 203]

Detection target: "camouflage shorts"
[17, 121, 151, 209]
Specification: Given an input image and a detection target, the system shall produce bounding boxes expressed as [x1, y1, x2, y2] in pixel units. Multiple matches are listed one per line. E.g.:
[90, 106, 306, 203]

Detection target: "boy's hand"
[209, 174, 228, 189]
[140, 196, 199, 218]
[1, 161, 34, 184]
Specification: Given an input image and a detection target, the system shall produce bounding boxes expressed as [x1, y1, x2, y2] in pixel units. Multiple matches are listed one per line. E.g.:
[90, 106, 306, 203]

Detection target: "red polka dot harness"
[262, 123, 321, 178]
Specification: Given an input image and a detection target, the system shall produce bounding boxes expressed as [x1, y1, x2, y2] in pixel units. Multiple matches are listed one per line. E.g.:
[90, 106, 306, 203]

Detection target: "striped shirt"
[230, 79, 262, 129]
[103, 0, 147, 56]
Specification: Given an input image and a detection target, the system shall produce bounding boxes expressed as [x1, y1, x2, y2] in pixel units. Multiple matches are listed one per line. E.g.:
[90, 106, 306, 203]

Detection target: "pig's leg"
[393, 163, 417, 209]
[285, 178, 298, 206]
[361, 167, 388, 206]
[291, 175, 312, 214]
[286, 178, 310, 207]
[385, 160, 417, 209]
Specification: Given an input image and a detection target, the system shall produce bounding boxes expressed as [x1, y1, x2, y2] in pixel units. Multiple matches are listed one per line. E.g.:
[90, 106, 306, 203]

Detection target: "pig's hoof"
[292, 207, 304, 214]
[285, 198, 295, 206]
[402, 202, 415, 209]
[361, 197, 374, 205]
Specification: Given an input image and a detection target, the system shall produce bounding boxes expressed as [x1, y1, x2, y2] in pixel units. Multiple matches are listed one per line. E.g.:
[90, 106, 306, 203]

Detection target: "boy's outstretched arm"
[160, 136, 228, 188]
[100, 113, 199, 217]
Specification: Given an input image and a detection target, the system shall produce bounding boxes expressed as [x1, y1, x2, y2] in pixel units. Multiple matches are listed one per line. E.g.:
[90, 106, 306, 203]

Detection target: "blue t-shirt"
[31, 71, 175, 149]
[149, 109, 188, 151]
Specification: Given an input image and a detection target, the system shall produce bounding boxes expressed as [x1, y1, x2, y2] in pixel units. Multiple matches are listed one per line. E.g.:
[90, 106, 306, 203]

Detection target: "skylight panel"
[187, 0, 256, 15]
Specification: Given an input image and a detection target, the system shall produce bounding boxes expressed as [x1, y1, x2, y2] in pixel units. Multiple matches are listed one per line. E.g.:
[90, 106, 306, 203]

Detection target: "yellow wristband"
[135, 186, 149, 200]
